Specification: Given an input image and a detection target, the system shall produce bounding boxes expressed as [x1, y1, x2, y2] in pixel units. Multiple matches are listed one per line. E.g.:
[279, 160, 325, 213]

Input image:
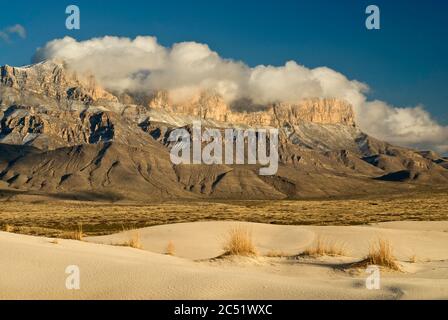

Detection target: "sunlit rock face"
[147, 90, 355, 127]
[0, 60, 118, 103]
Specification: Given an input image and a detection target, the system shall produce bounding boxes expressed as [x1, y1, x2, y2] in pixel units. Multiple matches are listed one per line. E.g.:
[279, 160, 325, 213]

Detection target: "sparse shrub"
[301, 237, 346, 257]
[62, 223, 83, 240]
[223, 226, 257, 256]
[166, 241, 176, 256]
[73, 223, 83, 241]
[365, 239, 401, 271]
[112, 228, 144, 249]
[127, 231, 143, 249]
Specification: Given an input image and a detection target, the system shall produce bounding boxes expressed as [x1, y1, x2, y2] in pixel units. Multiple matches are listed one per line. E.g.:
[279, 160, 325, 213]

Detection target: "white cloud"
[33, 36, 448, 153]
[0, 24, 26, 42]
[359, 101, 448, 153]
[7, 24, 26, 38]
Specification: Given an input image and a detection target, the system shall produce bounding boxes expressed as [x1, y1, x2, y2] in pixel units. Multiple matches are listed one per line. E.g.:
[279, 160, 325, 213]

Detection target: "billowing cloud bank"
[33, 36, 448, 153]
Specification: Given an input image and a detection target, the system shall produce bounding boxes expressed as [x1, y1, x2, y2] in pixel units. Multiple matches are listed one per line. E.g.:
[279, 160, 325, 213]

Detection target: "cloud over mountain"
[33, 36, 448, 153]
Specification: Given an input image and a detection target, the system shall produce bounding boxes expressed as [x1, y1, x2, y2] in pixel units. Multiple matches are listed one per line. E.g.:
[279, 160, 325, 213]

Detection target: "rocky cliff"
[1, 61, 117, 104]
[147, 90, 356, 127]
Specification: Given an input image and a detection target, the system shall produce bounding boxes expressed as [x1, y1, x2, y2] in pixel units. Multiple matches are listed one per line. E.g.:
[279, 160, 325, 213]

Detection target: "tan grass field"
[1, 190, 448, 238]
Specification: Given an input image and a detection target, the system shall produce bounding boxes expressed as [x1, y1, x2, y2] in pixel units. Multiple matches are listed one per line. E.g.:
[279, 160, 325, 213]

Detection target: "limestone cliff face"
[272, 99, 355, 126]
[148, 91, 230, 122]
[147, 91, 355, 127]
[0, 61, 117, 103]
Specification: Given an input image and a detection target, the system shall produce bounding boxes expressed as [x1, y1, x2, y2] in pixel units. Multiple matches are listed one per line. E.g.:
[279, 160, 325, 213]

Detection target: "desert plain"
[1, 189, 448, 300]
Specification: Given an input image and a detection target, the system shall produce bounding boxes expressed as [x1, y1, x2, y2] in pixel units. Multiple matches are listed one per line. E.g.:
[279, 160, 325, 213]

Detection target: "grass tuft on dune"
[223, 226, 257, 257]
[365, 239, 401, 271]
[301, 236, 347, 257]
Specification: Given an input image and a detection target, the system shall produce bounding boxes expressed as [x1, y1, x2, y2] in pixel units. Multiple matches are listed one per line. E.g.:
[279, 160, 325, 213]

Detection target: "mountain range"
[1, 60, 447, 201]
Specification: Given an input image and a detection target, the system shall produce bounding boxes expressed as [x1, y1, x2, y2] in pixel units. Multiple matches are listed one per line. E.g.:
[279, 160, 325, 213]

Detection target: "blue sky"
[1, 0, 447, 125]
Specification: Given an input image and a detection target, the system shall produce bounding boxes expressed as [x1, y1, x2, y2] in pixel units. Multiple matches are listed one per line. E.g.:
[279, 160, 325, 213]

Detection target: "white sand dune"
[1, 221, 448, 300]
[88, 221, 448, 261]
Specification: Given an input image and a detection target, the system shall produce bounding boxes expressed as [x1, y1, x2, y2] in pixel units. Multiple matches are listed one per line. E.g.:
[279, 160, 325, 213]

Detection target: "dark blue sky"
[1, 0, 447, 124]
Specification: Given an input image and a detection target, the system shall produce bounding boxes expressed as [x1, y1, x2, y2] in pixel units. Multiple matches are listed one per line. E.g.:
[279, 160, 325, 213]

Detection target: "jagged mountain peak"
[1, 60, 118, 104]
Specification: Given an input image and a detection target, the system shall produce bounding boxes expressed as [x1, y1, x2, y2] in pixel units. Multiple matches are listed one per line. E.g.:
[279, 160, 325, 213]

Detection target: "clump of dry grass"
[4, 224, 14, 233]
[110, 225, 144, 249]
[126, 231, 143, 249]
[223, 226, 257, 256]
[73, 224, 83, 241]
[409, 254, 417, 263]
[166, 241, 176, 256]
[62, 223, 83, 240]
[301, 237, 347, 257]
[365, 239, 401, 271]
[117, 225, 143, 249]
